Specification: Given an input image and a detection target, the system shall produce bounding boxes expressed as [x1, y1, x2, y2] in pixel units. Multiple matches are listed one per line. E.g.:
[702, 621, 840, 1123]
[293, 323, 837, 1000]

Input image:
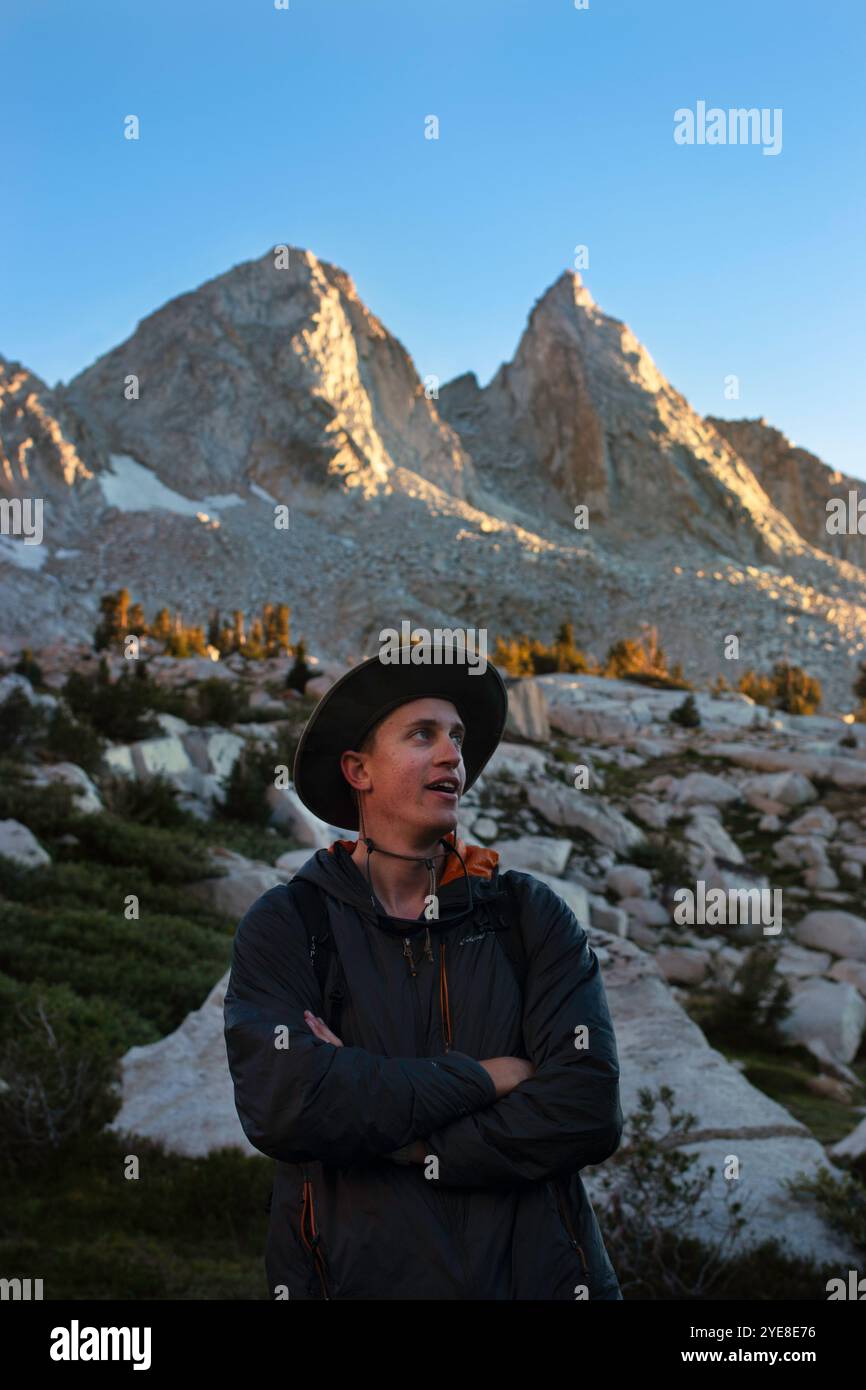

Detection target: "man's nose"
[433, 739, 463, 775]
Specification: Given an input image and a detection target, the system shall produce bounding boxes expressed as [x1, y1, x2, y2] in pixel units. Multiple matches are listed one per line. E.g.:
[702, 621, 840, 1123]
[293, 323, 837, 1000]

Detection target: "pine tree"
[287, 638, 314, 692]
[127, 602, 147, 636]
[669, 692, 701, 727]
[772, 661, 821, 716]
[93, 589, 129, 651]
[207, 608, 221, 648]
[276, 603, 291, 652]
[262, 603, 275, 652]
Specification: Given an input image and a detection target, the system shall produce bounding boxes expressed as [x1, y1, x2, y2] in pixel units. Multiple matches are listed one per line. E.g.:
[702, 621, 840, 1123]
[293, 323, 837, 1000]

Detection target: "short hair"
[357, 718, 382, 757]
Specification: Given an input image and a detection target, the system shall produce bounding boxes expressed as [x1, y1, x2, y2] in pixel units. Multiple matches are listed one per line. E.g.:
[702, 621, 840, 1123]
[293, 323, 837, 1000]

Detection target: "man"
[223, 640, 623, 1299]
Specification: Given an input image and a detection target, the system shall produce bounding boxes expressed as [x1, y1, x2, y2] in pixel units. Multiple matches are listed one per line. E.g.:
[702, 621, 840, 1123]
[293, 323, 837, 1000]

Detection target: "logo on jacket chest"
[458, 926, 495, 946]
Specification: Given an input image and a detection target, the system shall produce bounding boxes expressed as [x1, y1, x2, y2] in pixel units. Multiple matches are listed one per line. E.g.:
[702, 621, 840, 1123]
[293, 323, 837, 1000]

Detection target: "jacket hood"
[291, 830, 502, 931]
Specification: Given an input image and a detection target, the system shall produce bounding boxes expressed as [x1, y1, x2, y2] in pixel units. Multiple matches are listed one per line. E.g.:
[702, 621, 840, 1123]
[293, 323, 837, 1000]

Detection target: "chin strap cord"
[354, 791, 472, 1050]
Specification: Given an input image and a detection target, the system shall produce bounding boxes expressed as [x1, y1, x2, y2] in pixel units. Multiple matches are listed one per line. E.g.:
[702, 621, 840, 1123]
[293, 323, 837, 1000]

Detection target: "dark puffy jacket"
[223, 833, 624, 1300]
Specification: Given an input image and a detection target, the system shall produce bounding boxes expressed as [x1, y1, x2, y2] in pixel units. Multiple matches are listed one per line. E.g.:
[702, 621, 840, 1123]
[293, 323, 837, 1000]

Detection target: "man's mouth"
[425, 779, 459, 800]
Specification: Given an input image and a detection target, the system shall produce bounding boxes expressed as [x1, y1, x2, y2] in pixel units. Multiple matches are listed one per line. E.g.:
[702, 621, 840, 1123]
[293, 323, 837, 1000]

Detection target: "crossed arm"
[301, 1009, 535, 1165]
[224, 886, 500, 1168]
[225, 876, 622, 1186]
[299, 879, 622, 1188]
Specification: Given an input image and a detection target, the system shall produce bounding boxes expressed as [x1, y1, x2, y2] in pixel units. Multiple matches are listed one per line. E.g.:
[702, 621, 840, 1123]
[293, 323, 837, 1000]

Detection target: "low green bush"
[0, 980, 123, 1175]
[60, 660, 164, 742]
[0, 1128, 271, 1298]
[669, 692, 701, 727]
[99, 769, 195, 828]
[44, 703, 107, 774]
[785, 1164, 866, 1254]
[0, 897, 232, 1040]
[0, 761, 80, 834]
[12, 648, 44, 686]
[595, 1083, 847, 1299]
[688, 944, 794, 1051]
[216, 725, 301, 826]
[187, 676, 253, 726]
[629, 836, 692, 893]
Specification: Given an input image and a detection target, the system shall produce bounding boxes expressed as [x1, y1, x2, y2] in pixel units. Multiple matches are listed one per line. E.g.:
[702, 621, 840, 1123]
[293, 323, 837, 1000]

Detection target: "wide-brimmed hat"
[292, 640, 509, 830]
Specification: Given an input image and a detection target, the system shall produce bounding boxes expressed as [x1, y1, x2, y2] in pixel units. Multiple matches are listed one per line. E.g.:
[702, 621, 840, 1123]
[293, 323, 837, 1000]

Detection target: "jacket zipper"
[551, 1180, 590, 1282]
[402, 933, 473, 1296]
[403, 935, 426, 1054]
[440, 1190, 475, 1297]
[300, 1173, 331, 1300]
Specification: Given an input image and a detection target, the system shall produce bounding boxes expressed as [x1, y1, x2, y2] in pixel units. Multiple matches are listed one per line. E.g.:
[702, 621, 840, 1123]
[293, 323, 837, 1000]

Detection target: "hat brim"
[292, 643, 508, 830]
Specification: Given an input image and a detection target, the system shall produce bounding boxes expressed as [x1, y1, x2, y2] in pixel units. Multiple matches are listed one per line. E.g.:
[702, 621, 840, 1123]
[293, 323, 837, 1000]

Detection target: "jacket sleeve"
[423, 875, 623, 1187]
[223, 885, 497, 1166]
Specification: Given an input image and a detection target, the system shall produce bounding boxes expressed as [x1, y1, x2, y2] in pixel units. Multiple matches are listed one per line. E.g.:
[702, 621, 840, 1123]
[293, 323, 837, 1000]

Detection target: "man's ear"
[341, 748, 370, 793]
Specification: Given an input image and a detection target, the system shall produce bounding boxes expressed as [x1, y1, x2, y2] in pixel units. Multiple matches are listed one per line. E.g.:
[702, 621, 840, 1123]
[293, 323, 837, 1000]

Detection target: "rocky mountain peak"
[439, 270, 803, 567]
[2, 254, 865, 713]
[0, 354, 96, 499]
[59, 245, 480, 506]
[707, 415, 865, 568]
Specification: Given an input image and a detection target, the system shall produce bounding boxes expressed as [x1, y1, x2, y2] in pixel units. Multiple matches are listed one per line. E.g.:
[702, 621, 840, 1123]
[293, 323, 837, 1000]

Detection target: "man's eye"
[412, 729, 464, 744]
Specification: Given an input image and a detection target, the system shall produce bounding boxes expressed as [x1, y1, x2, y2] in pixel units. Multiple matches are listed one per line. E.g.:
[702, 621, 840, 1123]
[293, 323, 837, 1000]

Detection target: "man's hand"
[478, 1056, 537, 1099]
[303, 1011, 344, 1047]
[385, 1140, 427, 1165]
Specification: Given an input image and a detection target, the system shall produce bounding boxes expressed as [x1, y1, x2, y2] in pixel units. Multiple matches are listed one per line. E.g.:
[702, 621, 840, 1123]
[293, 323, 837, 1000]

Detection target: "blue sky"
[3, 0, 864, 476]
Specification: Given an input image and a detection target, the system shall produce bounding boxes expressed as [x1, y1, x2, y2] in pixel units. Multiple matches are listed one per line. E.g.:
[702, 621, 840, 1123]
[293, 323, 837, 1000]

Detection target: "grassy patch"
[190, 818, 304, 864]
[0, 771, 283, 1297]
[680, 1005, 866, 1145]
[718, 802, 784, 874]
[0, 1130, 272, 1299]
[590, 761, 648, 800]
[0, 780, 244, 1065]
[590, 745, 747, 803]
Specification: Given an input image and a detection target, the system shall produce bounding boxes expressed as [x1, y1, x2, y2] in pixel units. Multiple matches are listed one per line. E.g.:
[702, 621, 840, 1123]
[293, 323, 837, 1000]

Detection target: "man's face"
[343, 696, 466, 838]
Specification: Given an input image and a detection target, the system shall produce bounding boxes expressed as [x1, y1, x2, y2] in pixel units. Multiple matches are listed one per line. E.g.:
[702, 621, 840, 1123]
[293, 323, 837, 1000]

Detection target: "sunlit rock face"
[2, 252, 866, 711]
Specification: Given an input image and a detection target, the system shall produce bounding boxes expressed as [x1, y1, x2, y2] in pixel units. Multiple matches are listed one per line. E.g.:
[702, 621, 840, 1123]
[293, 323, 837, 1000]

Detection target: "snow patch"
[0, 534, 48, 570]
[100, 455, 246, 518]
[249, 481, 278, 504]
